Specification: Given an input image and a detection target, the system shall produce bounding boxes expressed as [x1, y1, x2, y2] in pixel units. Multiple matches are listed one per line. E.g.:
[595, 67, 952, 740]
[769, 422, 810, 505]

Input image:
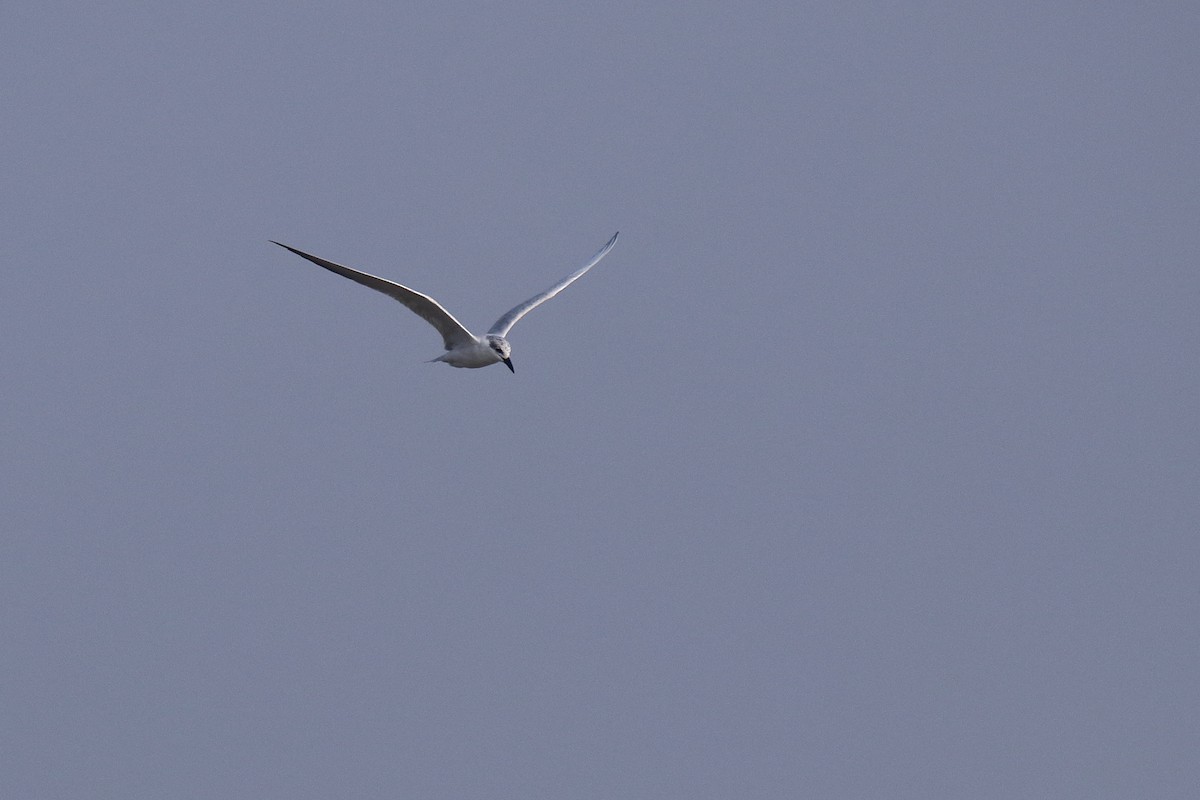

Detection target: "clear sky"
[3, 3, 1197, 797]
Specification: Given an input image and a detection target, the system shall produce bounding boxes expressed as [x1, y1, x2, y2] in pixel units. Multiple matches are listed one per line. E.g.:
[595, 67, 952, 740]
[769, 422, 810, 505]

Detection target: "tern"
[271, 232, 618, 372]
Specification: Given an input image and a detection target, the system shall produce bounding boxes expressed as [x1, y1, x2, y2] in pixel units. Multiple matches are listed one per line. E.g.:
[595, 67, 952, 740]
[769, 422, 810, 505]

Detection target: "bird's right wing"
[271, 241, 475, 350]
[487, 232, 618, 337]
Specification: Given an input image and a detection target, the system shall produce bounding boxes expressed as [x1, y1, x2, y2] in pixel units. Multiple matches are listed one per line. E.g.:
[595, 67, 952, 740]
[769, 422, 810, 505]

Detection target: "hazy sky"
[3, 3, 1198, 797]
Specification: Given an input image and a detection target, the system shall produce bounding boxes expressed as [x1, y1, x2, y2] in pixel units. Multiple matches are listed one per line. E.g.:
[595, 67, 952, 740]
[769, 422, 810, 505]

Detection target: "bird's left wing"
[487, 232, 618, 338]
[271, 241, 476, 350]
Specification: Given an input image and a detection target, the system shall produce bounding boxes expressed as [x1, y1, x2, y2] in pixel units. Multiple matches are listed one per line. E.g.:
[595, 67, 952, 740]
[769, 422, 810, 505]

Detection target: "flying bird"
[271, 232, 618, 372]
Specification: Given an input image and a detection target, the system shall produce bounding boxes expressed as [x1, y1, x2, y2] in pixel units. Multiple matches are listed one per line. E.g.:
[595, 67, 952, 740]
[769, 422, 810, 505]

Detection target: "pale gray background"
[2, 2, 1197, 798]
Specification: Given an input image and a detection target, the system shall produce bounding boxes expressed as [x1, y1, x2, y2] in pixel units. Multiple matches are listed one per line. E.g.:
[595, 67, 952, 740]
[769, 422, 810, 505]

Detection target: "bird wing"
[271, 241, 476, 350]
[487, 232, 618, 337]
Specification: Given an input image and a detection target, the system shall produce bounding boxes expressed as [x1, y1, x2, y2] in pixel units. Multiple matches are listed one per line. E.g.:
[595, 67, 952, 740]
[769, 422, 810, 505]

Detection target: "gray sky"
[3, 2, 1197, 797]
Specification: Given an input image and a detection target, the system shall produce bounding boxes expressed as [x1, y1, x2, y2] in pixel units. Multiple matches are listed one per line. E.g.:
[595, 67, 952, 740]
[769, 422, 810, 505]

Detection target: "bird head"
[486, 335, 514, 373]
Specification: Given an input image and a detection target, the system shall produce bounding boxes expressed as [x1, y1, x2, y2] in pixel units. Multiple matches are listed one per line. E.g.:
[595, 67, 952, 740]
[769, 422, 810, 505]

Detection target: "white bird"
[271, 232, 618, 373]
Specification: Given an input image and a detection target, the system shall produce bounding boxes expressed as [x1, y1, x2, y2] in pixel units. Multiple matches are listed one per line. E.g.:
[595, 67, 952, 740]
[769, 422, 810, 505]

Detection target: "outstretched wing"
[487, 232, 618, 337]
[271, 241, 475, 350]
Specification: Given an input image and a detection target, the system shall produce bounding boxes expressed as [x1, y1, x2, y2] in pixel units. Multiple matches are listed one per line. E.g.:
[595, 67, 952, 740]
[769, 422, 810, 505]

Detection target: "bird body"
[271, 232, 618, 372]
[429, 335, 510, 369]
